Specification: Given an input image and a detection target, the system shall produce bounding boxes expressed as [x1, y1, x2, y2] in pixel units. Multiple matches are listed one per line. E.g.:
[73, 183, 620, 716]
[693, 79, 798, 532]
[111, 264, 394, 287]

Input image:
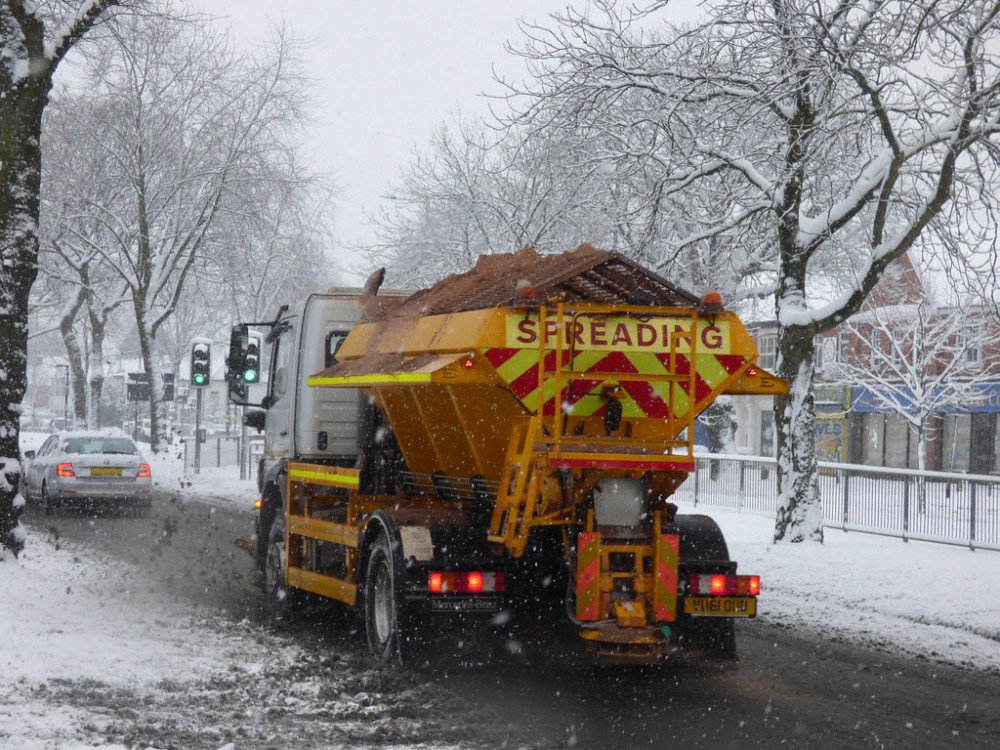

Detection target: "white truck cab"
[229, 291, 367, 566]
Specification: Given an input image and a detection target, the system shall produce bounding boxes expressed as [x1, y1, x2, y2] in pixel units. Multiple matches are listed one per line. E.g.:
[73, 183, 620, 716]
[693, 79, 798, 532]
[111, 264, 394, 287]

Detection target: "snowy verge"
[691, 506, 1000, 674]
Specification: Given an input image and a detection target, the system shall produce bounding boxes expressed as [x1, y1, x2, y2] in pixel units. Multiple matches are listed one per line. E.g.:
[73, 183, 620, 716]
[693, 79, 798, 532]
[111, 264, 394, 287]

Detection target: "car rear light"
[254, 498, 262, 510]
[56, 463, 75, 477]
[137, 463, 151, 478]
[427, 571, 504, 593]
[688, 574, 760, 596]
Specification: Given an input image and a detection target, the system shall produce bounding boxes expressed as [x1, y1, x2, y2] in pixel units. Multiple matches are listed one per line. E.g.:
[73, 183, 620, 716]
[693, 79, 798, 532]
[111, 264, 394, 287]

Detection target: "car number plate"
[429, 596, 500, 613]
[684, 596, 756, 617]
[90, 467, 122, 476]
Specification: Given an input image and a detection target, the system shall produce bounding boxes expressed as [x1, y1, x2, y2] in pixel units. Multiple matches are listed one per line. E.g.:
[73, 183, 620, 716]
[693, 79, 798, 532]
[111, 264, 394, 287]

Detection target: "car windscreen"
[63, 438, 138, 455]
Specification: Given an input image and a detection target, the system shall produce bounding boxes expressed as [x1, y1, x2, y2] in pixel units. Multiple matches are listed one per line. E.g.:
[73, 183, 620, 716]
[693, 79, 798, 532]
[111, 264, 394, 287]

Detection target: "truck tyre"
[255, 491, 280, 572]
[263, 513, 297, 622]
[364, 532, 429, 667]
[674, 513, 738, 662]
[365, 533, 402, 664]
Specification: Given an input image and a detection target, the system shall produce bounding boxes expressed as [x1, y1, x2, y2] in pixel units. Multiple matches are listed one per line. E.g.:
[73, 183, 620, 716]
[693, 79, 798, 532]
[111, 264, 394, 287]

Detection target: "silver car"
[21, 431, 153, 514]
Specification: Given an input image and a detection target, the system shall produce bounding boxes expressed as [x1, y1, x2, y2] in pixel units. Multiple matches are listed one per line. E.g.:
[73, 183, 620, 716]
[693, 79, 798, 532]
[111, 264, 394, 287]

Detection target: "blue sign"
[850, 382, 1000, 413]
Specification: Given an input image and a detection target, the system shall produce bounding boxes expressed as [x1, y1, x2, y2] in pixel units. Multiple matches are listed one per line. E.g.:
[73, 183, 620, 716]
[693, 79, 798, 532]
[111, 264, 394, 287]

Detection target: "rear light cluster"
[56, 463, 75, 477]
[137, 463, 151, 478]
[688, 574, 760, 596]
[428, 571, 504, 594]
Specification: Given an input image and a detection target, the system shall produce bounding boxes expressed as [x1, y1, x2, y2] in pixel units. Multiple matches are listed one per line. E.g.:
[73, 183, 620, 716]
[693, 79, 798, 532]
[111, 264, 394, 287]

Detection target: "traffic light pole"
[194, 387, 203, 474]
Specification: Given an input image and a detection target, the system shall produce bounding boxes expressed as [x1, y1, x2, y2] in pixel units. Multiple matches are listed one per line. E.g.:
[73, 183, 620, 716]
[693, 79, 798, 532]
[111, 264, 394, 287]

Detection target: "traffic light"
[191, 341, 211, 387]
[242, 332, 262, 384]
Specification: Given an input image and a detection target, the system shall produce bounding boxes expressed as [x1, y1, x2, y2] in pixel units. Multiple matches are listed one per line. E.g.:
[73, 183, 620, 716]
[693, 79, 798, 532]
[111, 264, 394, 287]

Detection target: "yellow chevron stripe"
[493, 348, 539, 384]
[694, 353, 729, 389]
[576, 532, 601, 620]
[653, 533, 679, 622]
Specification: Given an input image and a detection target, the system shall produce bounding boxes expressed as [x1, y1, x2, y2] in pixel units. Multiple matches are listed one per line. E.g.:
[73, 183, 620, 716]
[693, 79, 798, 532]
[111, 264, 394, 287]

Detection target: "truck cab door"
[264, 318, 296, 459]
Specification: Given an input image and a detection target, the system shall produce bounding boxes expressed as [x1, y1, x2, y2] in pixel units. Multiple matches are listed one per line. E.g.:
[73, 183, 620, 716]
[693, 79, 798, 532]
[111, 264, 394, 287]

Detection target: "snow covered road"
[3, 451, 1000, 748]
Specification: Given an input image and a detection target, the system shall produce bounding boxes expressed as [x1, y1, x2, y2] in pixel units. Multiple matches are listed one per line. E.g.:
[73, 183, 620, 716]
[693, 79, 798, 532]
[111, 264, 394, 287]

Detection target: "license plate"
[429, 596, 500, 613]
[684, 596, 756, 617]
[90, 467, 122, 476]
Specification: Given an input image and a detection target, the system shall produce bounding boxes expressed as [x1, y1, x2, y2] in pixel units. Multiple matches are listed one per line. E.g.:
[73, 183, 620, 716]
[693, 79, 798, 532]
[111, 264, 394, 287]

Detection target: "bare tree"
[363, 117, 682, 287]
[831, 296, 997, 482]
[45, 8, 312, 452]
[503, 0, 1000, 543]
[1, 0, 126, 557]
[206, 147, 338, 324]
[39, 95, 134, 428]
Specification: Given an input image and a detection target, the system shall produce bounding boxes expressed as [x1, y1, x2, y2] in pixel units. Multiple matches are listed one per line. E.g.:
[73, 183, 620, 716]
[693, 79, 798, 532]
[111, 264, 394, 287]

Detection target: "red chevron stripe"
[716, 354, 747, 374]
[482, 348, 519, 368]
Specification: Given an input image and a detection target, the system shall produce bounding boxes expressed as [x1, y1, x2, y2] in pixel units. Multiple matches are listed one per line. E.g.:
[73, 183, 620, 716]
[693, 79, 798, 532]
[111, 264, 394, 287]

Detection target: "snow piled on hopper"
[359, 244, 700, 320]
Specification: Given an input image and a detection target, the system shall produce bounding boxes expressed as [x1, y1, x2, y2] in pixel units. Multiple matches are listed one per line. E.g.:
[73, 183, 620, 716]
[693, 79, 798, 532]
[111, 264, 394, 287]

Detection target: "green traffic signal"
[242, 370, 257, 383]
[193, 373, 205, 385]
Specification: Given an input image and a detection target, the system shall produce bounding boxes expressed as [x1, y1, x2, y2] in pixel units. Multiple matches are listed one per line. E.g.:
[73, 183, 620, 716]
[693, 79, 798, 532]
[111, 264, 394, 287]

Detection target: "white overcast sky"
[195, 0, 585, 278]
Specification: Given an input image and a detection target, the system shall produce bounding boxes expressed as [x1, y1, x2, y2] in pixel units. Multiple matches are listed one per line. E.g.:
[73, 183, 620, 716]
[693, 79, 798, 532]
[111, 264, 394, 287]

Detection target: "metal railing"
[673, 454, 1000, 551]
[182, 434, 241, 469]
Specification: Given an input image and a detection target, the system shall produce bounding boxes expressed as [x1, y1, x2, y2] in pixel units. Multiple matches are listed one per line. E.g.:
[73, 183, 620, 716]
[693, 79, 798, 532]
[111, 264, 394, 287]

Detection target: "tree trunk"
[58, 288, 87, 428]
[135, 299, 168, 453]
[87, 311, 108, 429]
[917, 424, 927, 514]
[773, 323, 824, 543]
[703, 396, 736, 480]
[0, 0, 119, 557]
[0, 83, 49, 556]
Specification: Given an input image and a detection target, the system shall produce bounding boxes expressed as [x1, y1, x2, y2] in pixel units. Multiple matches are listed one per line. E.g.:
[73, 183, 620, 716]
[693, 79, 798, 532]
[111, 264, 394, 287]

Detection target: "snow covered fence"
[181, 435, 242, 470]
[674, 454, 1000, 551]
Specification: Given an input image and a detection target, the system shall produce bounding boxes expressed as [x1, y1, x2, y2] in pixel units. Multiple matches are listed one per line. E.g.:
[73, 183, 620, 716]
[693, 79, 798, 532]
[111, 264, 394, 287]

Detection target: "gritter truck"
[226, 245, 787, 665]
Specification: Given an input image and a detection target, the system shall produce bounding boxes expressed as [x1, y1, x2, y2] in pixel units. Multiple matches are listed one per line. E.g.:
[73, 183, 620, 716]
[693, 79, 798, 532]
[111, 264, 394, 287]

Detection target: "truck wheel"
[674, 513, 738, 662]
[263, 513, 297, 622]
[255, 493, 280, 572]
[687, 617, 737, 661]
[365, 534, 402, 664]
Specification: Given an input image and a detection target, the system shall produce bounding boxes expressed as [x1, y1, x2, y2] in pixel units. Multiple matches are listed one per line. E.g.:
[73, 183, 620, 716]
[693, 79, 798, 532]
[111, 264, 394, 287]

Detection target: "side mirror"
[243, 409, 266, 432]
[23, 449, 36, 460]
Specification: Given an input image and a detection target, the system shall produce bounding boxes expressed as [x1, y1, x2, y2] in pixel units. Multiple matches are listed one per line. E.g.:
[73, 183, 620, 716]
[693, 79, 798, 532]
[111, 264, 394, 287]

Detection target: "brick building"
[744, 256, 1000, 474]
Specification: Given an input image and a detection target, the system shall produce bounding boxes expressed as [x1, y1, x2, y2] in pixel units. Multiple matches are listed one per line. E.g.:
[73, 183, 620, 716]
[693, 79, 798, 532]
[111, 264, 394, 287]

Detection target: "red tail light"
[137, 463, 151, 478]
[689, 574, 760, 596]
[427, 571, 504, 593]
[56, 463, 75, 477]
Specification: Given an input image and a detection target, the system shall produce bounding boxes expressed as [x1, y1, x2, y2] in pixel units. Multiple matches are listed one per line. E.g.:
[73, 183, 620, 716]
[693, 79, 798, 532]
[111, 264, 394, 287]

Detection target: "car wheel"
[40, 482, 53, 515]
[263, 513, 297, 622]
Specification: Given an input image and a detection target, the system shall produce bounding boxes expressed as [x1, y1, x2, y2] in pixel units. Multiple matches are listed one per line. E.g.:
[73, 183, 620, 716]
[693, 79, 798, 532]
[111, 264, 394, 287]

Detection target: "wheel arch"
[255, 465, 288, 570]
[358, 509, 402, 591]
[673, 513, 732, 565]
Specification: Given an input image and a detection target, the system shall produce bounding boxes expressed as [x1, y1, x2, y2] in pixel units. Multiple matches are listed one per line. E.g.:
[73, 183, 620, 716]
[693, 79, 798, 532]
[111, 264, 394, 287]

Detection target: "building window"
[959, 331, 982, 365]
[838, 330, 850, 362]
[890, 329, 904, 368]
[813, 335, 824, 371]
[870, 329, 883, 366]
[759, 335, 776, 369]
